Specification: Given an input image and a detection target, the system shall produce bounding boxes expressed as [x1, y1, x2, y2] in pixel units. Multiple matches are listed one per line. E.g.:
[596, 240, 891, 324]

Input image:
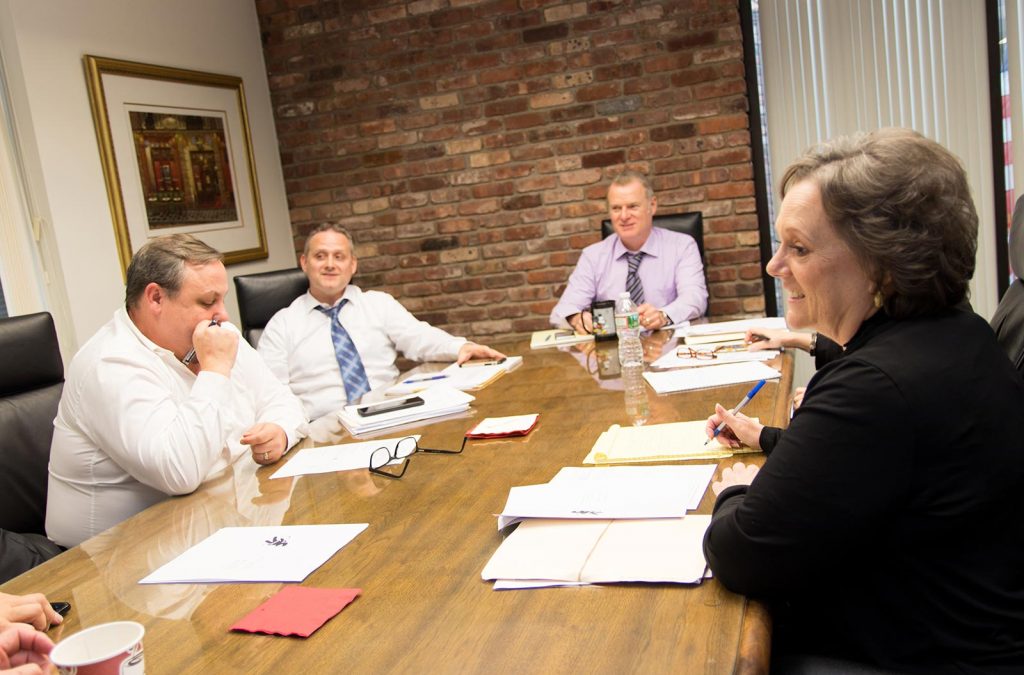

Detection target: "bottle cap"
[618, 292, 630, 299]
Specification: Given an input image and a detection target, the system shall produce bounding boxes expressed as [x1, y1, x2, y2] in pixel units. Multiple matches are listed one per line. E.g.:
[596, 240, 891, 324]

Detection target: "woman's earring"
[873, 291, 884, 309]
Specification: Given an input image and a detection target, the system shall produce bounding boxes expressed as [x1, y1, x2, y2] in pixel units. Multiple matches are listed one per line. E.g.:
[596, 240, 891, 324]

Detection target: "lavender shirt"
[550, 227, 708, 327]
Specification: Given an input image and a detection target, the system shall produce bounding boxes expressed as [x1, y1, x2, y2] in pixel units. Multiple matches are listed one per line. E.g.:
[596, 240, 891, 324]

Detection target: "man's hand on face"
[191, 320, 238, 376]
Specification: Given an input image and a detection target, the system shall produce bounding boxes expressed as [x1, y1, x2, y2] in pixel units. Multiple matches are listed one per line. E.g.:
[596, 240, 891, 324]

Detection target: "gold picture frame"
[84, 55, 268, 278]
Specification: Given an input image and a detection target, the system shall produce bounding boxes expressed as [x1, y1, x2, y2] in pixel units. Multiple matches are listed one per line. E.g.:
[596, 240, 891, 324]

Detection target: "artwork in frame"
[84, 55, 268, 277]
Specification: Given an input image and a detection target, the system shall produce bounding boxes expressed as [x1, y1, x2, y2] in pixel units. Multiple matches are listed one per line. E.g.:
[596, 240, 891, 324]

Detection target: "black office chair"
[601, 211, 709, 315]
[0, 312, 65, 581]
[601, 211, 705, 263]
[991, 195, 1024, 376]
[233, 268, 309, 347]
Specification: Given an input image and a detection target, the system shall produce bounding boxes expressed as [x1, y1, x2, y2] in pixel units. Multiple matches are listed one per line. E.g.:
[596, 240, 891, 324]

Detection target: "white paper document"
[643, 361, 780, 394]
[270, 436, 420, 479]
[385, 357, 523, 396]
[583, 420, 757, 464]
[549, 465, 715, 510]
[497, 465, 715, 529]
[677, 316, 787, 340]
[481, 516, 712, 586]
[139, 524, 368, 584]
[338, 385, 475, 435]
[652, 348, 779, 370]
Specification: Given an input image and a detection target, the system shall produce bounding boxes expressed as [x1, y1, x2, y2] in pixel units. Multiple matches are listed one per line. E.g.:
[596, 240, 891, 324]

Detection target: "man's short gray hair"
[124, 234, 222, 310]
[609, 170, 655, 201]
[303, 223, 355, 257]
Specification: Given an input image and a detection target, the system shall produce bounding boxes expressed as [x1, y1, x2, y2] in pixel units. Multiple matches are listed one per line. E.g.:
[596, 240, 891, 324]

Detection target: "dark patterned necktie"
[316, 300, 371, 403]
[625, 252, 646, 305]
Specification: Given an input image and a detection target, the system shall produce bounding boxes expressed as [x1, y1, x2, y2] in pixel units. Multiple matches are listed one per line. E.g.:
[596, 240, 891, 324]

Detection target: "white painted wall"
[0, 0, 296, 356]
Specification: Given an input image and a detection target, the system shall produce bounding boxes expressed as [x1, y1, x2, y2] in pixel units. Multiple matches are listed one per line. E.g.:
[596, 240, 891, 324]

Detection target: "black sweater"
[704, 309, 1024, 673]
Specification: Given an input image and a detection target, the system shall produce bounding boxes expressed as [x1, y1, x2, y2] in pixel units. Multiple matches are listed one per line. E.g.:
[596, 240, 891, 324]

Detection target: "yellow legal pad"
[583, 419, 758, 465]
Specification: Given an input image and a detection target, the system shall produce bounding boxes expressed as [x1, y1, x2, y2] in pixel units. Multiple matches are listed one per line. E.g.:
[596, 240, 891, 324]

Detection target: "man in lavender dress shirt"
[550, 171, 708, 333]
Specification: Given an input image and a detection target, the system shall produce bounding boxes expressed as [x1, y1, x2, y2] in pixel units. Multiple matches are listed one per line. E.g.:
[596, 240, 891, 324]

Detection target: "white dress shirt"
[258, 286, 467, 420]
[46, 308, 307, 548]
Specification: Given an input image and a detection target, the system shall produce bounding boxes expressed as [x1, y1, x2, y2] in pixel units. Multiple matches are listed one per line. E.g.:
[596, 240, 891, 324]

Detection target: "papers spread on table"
[676, 316, 787, 343]
[652, 347, 779, 369]
[583, 420, 759, 464]
[497, 464, 715, 529]
[482, 516, 712, 586]
[338, 386, 474, 436]
[484, 465, 716, 587]
[270, 436, 420, 479]
[530, 329, 594, 349]
[643, 361, 780, 395]
[466, 414, 538, 438]
[139, 524, 368, 584]
[385, 356, 523, 396]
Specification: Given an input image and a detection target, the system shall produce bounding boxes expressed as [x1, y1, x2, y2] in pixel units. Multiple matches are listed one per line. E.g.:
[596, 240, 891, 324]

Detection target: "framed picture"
[84, 55, 268, 277]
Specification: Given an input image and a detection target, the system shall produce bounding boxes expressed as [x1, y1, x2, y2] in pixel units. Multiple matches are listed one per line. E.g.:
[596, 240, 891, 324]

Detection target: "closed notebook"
[530, 329, 594, 349]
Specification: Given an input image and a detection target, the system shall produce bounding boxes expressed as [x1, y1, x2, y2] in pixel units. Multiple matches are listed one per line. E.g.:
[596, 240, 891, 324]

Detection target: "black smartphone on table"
[459, 357, 506, 368]
[357, 396, 425, 417]
[51, 601, 71, 617]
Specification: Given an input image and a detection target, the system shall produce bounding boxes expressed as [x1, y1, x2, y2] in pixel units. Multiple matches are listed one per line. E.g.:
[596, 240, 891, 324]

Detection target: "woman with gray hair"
[704, 129, 1024, 672]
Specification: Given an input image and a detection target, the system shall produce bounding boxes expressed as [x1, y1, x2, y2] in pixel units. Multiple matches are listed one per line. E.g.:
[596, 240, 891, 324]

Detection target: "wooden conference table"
[3, 333, 792, 674]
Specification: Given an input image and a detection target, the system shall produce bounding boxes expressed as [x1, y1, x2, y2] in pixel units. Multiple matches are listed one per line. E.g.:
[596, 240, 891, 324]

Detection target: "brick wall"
[256, 0, 764, 342]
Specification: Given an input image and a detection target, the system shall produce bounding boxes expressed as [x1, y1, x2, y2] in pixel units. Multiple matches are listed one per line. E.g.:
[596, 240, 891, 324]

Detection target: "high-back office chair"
[233, 268, 309, 347]
[990, 195, 1024, 375]
[600, 211, 709, 315]
[0, 312, 65, 580]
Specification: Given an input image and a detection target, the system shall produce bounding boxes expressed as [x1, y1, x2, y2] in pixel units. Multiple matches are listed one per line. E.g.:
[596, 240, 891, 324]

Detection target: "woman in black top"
[703, 128, 1024, 673]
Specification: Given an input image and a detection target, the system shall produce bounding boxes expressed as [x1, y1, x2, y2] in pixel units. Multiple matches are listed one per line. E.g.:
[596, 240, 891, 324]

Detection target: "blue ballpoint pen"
[705, 379, 767, 445]
[402, 374, 449, 384]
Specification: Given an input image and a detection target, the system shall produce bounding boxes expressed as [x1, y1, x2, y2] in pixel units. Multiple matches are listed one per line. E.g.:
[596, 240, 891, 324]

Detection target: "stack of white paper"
[483, 517, 713, 588]
[676, 316, 787, 342]
[497, 464, 715, 528]
[385, 356, 523, 396]
[338, 386, 475, 435]
[652, 348, 778, 370]
[483, 465, 716, 588]
[643, 361, 780, 394]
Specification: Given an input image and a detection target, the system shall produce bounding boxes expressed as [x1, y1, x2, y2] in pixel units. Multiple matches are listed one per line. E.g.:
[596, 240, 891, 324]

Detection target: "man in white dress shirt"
[46, 235, 306, 548]
[258, 223, 504, 420]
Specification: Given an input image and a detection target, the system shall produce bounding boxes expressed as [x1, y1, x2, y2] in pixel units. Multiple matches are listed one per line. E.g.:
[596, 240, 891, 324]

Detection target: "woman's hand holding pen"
[190, 319, 237, 376]
[705, 404, 763, 450]
[745, 327, 813, 352]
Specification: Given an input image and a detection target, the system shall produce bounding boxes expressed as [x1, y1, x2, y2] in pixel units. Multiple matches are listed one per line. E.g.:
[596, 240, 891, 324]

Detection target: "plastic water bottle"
[615, 292, 643, 367]
[622, 364, 650, 426]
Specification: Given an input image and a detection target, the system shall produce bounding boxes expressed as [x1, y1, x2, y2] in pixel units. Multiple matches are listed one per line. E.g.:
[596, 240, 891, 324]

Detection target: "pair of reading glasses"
[677, 343, 747, 360]
[369, 436, 467, 479]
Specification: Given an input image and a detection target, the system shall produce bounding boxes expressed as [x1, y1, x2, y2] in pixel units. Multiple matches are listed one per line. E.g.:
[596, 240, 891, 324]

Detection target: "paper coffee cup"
[50, 621, 145, 675]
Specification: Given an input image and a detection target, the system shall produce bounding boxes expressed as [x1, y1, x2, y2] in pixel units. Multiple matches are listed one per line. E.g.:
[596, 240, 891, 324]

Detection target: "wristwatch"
[808, 332, 817, 356]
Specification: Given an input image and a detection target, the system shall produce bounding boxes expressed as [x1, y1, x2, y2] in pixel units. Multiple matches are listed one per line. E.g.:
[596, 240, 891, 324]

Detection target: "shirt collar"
[303, 285, 362, 314]
[614, 226, 660, 260]
[117, 307, 174, 358]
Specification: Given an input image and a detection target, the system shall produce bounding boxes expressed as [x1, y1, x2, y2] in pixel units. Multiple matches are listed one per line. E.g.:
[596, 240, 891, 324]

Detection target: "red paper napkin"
[231, 586, 361, 637]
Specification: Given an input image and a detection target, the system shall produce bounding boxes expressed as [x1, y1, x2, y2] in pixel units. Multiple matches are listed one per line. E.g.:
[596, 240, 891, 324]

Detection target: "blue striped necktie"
[625, 252, 646, 305]
[316, 300, 371, 403]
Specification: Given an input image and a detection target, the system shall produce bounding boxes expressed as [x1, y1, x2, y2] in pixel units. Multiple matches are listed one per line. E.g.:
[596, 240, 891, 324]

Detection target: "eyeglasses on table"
[369, 435, 468, 479]
[676, 343, 748, 360]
